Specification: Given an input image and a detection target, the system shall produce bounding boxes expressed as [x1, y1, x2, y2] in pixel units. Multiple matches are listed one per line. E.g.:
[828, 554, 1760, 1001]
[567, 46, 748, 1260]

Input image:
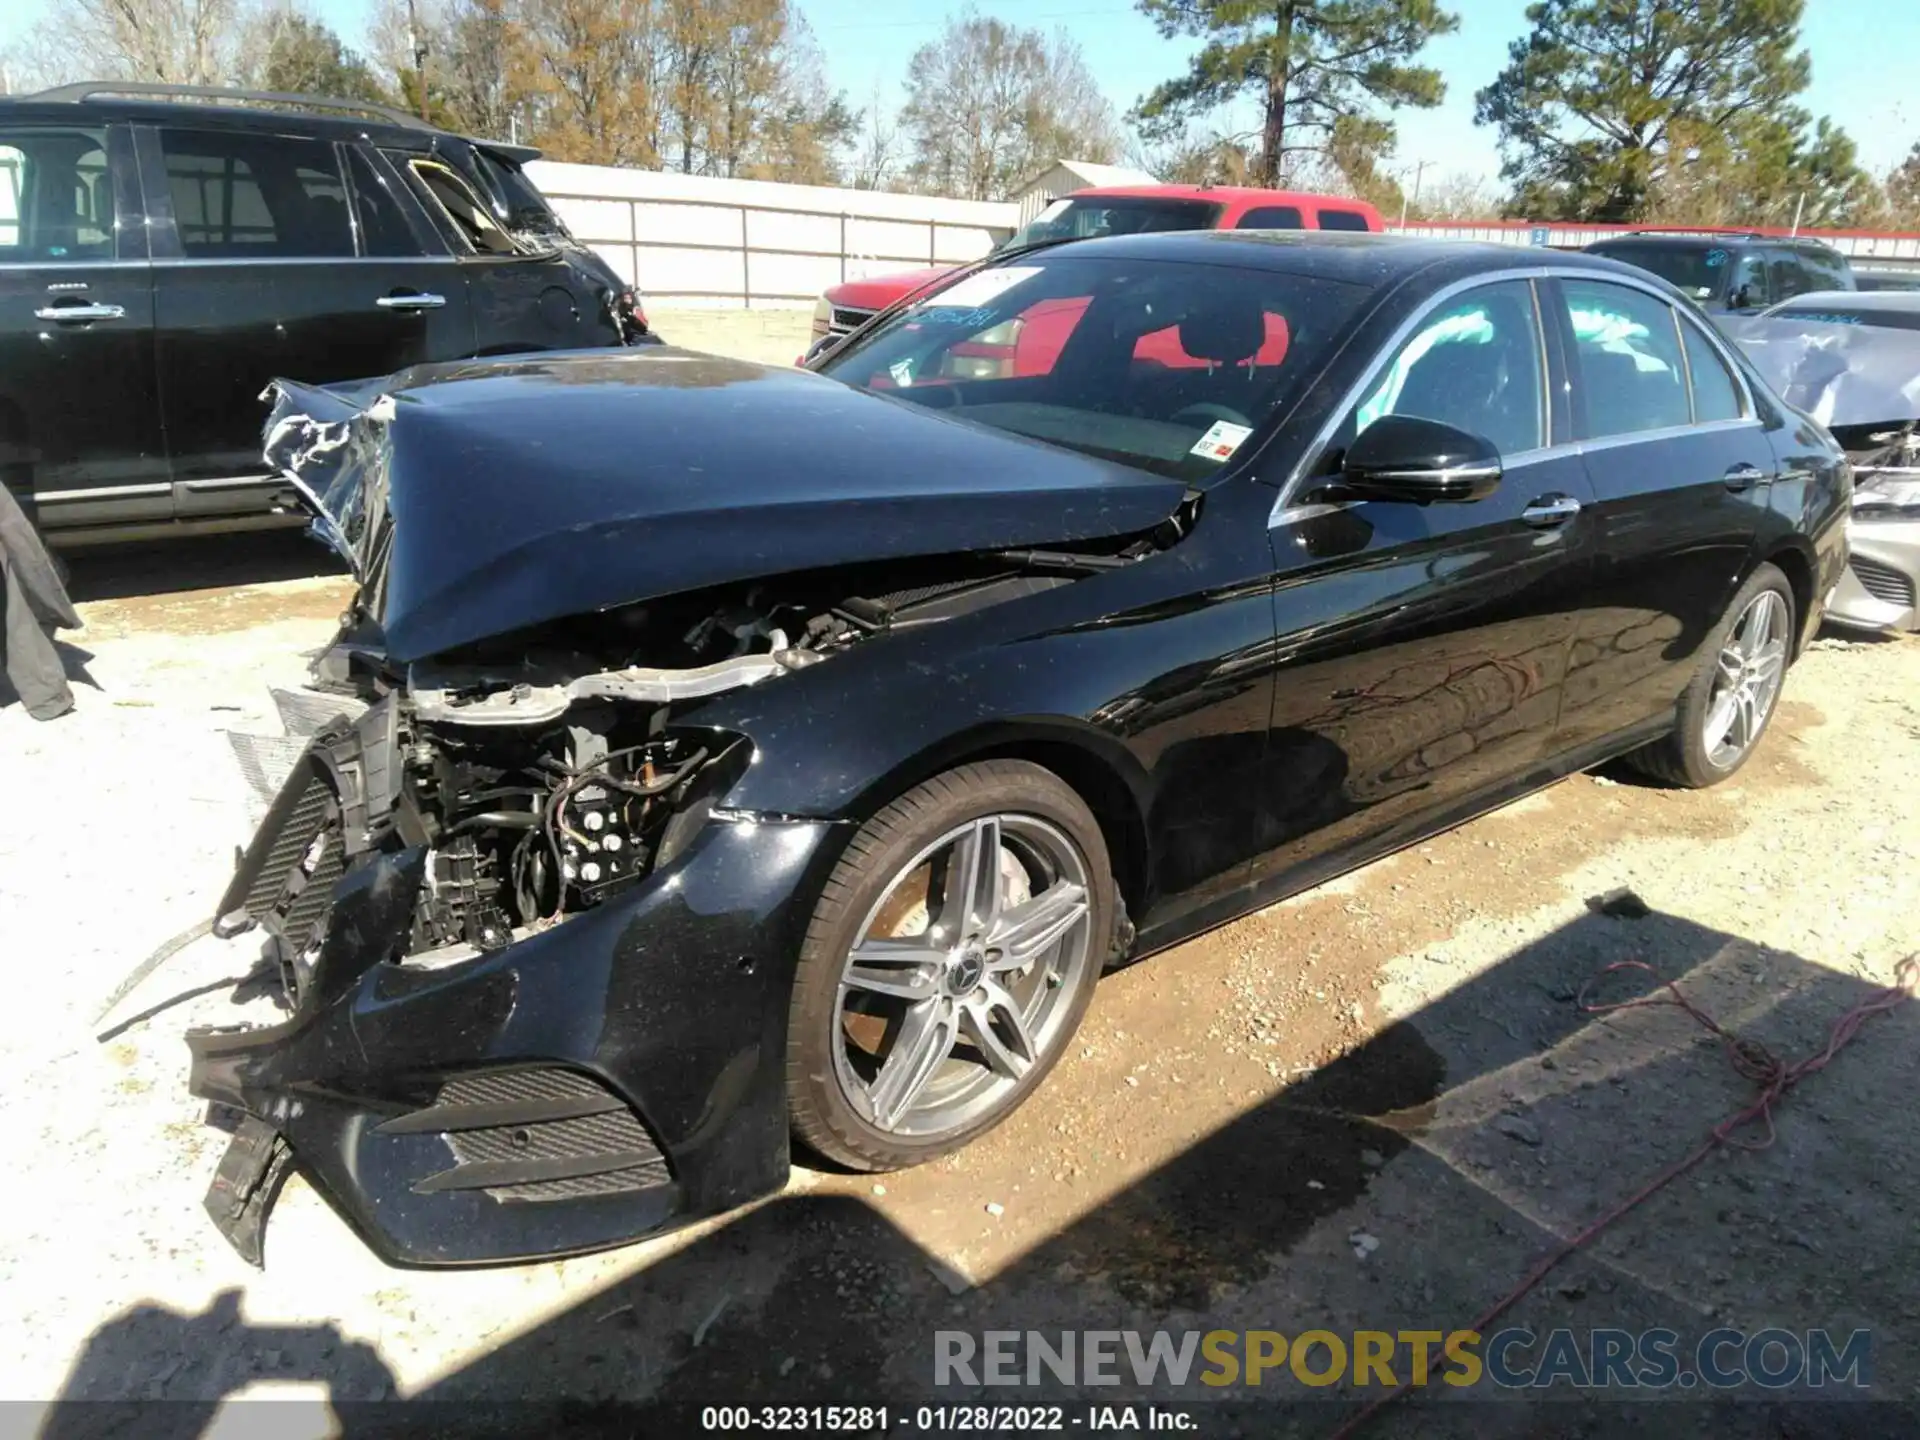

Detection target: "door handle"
[33, 302, 126, 323]
[377, 291, 447, 311]
[1723, 462, 1768, 491]
[1521, 494, 1582, 527]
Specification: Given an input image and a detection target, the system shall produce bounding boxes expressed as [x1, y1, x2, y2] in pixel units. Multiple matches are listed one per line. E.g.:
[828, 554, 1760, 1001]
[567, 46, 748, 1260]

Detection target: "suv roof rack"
[25, 81, 438, 134]
[1613, 229, 1763, 241]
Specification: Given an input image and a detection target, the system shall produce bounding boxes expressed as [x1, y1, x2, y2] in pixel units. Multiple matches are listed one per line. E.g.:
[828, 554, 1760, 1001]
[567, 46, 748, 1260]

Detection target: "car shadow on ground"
[59, 531, 344, 605]
[39, 906, 1920, 1439]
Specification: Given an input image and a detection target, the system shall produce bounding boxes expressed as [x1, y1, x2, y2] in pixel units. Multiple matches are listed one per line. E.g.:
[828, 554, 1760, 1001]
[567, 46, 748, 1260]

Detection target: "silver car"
[1729, 291, 1920, 633]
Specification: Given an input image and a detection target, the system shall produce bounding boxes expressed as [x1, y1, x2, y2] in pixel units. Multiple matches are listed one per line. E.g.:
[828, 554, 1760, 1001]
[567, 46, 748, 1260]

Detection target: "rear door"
[141, 124, 474, 516]
[1549, 275, 1773, 754]
[0, 120, 165, 533]
[1247, 277, 1598, 893]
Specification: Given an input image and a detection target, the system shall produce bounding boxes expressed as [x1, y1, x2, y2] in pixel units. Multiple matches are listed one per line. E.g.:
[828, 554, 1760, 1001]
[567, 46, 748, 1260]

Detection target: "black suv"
[0, 83, 649, 544]
[1584, 232, 1855, 315]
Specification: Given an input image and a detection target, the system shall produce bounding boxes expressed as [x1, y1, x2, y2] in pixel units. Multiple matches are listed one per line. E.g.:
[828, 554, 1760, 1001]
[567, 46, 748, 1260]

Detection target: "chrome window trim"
[1576, 416, 1763, 456]
[1671, 305, 1757, 420]
[1268, 264, 1765, 529]
[146, 254, 462, 268]
[33, 482, 173, 502]
[0, 259, 147, 272]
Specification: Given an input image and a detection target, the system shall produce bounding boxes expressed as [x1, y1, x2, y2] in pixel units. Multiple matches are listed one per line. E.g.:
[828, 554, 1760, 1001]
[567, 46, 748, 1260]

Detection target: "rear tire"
[786, 760, 1113, 1172]
[1622, 562, 1794, 789]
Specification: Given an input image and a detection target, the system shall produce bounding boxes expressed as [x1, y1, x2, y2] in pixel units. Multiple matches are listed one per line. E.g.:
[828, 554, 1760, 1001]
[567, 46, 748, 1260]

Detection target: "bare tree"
[900, 11, 1124, 200]
[15, 0, 242, 88]
[848, 81, 902, 191]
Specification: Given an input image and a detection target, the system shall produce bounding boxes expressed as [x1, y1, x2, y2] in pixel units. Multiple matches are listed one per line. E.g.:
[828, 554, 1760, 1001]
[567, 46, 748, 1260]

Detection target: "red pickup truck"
[808, 184, 1384, 358]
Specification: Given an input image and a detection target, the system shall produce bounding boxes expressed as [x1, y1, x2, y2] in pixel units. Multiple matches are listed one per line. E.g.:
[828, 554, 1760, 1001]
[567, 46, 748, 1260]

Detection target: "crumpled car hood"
[263, 348, 1189, 662]
[1721, 316, 1920, 429]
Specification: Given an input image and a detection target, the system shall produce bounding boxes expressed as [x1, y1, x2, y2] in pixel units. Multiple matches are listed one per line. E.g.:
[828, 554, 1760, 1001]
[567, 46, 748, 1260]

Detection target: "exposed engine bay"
[224, 541, 1188, 993]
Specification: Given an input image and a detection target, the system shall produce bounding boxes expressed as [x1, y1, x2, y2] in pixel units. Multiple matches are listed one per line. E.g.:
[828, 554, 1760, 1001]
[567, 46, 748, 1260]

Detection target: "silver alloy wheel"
[831, 813, 1096, 1139]
[1703, 588, 1789, 769]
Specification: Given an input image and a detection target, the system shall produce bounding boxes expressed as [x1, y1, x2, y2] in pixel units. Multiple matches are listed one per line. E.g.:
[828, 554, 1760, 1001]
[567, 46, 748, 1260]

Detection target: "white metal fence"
[525, 161, 1019, 310]
[521, 160, 1920, 307]
[1393, 219, 1920, 260]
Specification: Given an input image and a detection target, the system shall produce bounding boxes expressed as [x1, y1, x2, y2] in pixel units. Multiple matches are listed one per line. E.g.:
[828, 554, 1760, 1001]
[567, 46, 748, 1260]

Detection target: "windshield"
[816, 253, 1371, 479]
[1002, 196, 1221, 251]
[1588, 242, 1732, 303]
[1768, 301, 1920, 332]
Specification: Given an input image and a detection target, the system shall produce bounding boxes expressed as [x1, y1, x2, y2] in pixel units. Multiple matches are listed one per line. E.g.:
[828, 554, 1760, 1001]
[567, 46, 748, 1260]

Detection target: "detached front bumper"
[1827, 515, 1920, 633]
[188, 808, 837, 1267]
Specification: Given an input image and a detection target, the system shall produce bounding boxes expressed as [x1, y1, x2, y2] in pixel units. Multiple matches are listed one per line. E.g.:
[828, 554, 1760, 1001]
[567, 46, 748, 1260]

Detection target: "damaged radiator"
[225, 687, 369, 826]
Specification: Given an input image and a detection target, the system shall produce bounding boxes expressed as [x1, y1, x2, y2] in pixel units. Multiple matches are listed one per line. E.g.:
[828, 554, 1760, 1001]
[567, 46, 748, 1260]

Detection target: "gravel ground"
[2, 535, 1917, 1437]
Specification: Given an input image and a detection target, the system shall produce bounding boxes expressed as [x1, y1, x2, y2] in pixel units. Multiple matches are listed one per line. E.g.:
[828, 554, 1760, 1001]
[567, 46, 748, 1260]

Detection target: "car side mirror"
[1729, 285, 1753, 311]
[1340, 414, 1502, 504]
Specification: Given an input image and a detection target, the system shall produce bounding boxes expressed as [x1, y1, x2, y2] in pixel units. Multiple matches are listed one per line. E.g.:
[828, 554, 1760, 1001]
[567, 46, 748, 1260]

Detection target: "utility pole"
[1398, 159, 1432, 226]
[406, 0, 430, 122]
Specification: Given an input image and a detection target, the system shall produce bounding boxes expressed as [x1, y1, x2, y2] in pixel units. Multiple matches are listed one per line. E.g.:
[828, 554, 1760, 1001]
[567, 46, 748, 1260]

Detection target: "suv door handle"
[377, 291, 447, 311]
[1723, 462, 1768, 491]
[1521, 494, 1582, 527]
[34, 302, 126, 323]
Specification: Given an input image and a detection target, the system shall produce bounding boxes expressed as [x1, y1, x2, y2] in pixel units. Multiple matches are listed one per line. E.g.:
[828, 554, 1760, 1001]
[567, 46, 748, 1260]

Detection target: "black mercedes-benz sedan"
[190, 232, 1848, 1266]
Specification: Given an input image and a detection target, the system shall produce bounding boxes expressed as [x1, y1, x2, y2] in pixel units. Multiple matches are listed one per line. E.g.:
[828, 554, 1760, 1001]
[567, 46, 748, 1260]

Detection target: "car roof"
[1039, 228, 1654, 289]
[0, 92, 497, 154]
[1769, 288, 1920, 314]
[1065, 184, 1380, 213]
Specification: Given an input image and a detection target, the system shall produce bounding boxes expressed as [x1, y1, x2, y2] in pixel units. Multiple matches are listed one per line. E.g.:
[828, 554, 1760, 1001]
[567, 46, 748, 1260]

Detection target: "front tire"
[1623, 562, 1794, 788]
[786, 760, 1113, 1171]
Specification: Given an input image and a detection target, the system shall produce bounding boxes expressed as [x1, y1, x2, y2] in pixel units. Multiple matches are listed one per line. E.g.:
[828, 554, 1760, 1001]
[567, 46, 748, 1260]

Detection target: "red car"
[808, 185, 1385, 363]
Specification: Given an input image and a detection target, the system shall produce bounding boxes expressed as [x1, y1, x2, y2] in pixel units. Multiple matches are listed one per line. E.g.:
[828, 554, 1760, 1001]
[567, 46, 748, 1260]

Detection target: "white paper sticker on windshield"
[920, 266, 1043, 310]
[1190, 420, 1253, 462]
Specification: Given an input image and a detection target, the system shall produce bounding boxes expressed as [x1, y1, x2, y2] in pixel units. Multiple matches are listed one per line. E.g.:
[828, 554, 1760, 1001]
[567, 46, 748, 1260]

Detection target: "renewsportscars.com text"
[934, 1328, 1871, 1391]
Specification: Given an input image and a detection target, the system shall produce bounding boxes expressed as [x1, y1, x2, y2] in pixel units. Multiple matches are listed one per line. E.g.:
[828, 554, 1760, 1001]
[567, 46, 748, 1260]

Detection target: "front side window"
[818, 255, 1370, 479]
[1680, 320, 1745, 423]
[0, 126, 113, 262]
[1353, 280, 1545, 456]
[1561, 279, 1690, 438]
[159, 129, 352, 258]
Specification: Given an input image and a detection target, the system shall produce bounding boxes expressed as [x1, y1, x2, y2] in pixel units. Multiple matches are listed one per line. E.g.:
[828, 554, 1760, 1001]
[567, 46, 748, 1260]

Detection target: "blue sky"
[5, 0, 1913, 187]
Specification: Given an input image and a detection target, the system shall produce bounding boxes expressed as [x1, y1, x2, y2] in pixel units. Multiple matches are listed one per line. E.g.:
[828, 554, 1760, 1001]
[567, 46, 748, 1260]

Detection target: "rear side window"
[344, 147, 422, 257]
[1354, 279, 1545, 456]
[1236, 205, 1303, 229]
[1561, 279, 1690, 438]
[402, 156, 517, 255]
[1679, 321, 1744, 422]
[1317, 209, 1373, 232]
[0, 126, 113, 261]
[160, 129, 352, 258]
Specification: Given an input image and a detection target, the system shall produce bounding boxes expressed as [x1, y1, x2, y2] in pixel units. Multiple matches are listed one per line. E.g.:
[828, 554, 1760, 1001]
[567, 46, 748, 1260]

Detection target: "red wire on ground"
[1326, 951, 1919, 1440]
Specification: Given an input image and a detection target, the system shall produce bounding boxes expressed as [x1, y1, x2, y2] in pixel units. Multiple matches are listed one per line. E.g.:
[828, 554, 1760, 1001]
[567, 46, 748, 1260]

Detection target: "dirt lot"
[4, 531, 1918, 1433]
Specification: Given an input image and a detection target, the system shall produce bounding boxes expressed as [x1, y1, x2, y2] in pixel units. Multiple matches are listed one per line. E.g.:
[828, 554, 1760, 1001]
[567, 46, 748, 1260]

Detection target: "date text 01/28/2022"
[700, 1405, 1199, 1431]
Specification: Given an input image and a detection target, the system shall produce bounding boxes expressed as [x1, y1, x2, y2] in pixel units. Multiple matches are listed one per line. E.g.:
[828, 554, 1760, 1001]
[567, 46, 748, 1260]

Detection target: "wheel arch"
[1757, 537, 1817, 657]
[834, 719, 1155, 935]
